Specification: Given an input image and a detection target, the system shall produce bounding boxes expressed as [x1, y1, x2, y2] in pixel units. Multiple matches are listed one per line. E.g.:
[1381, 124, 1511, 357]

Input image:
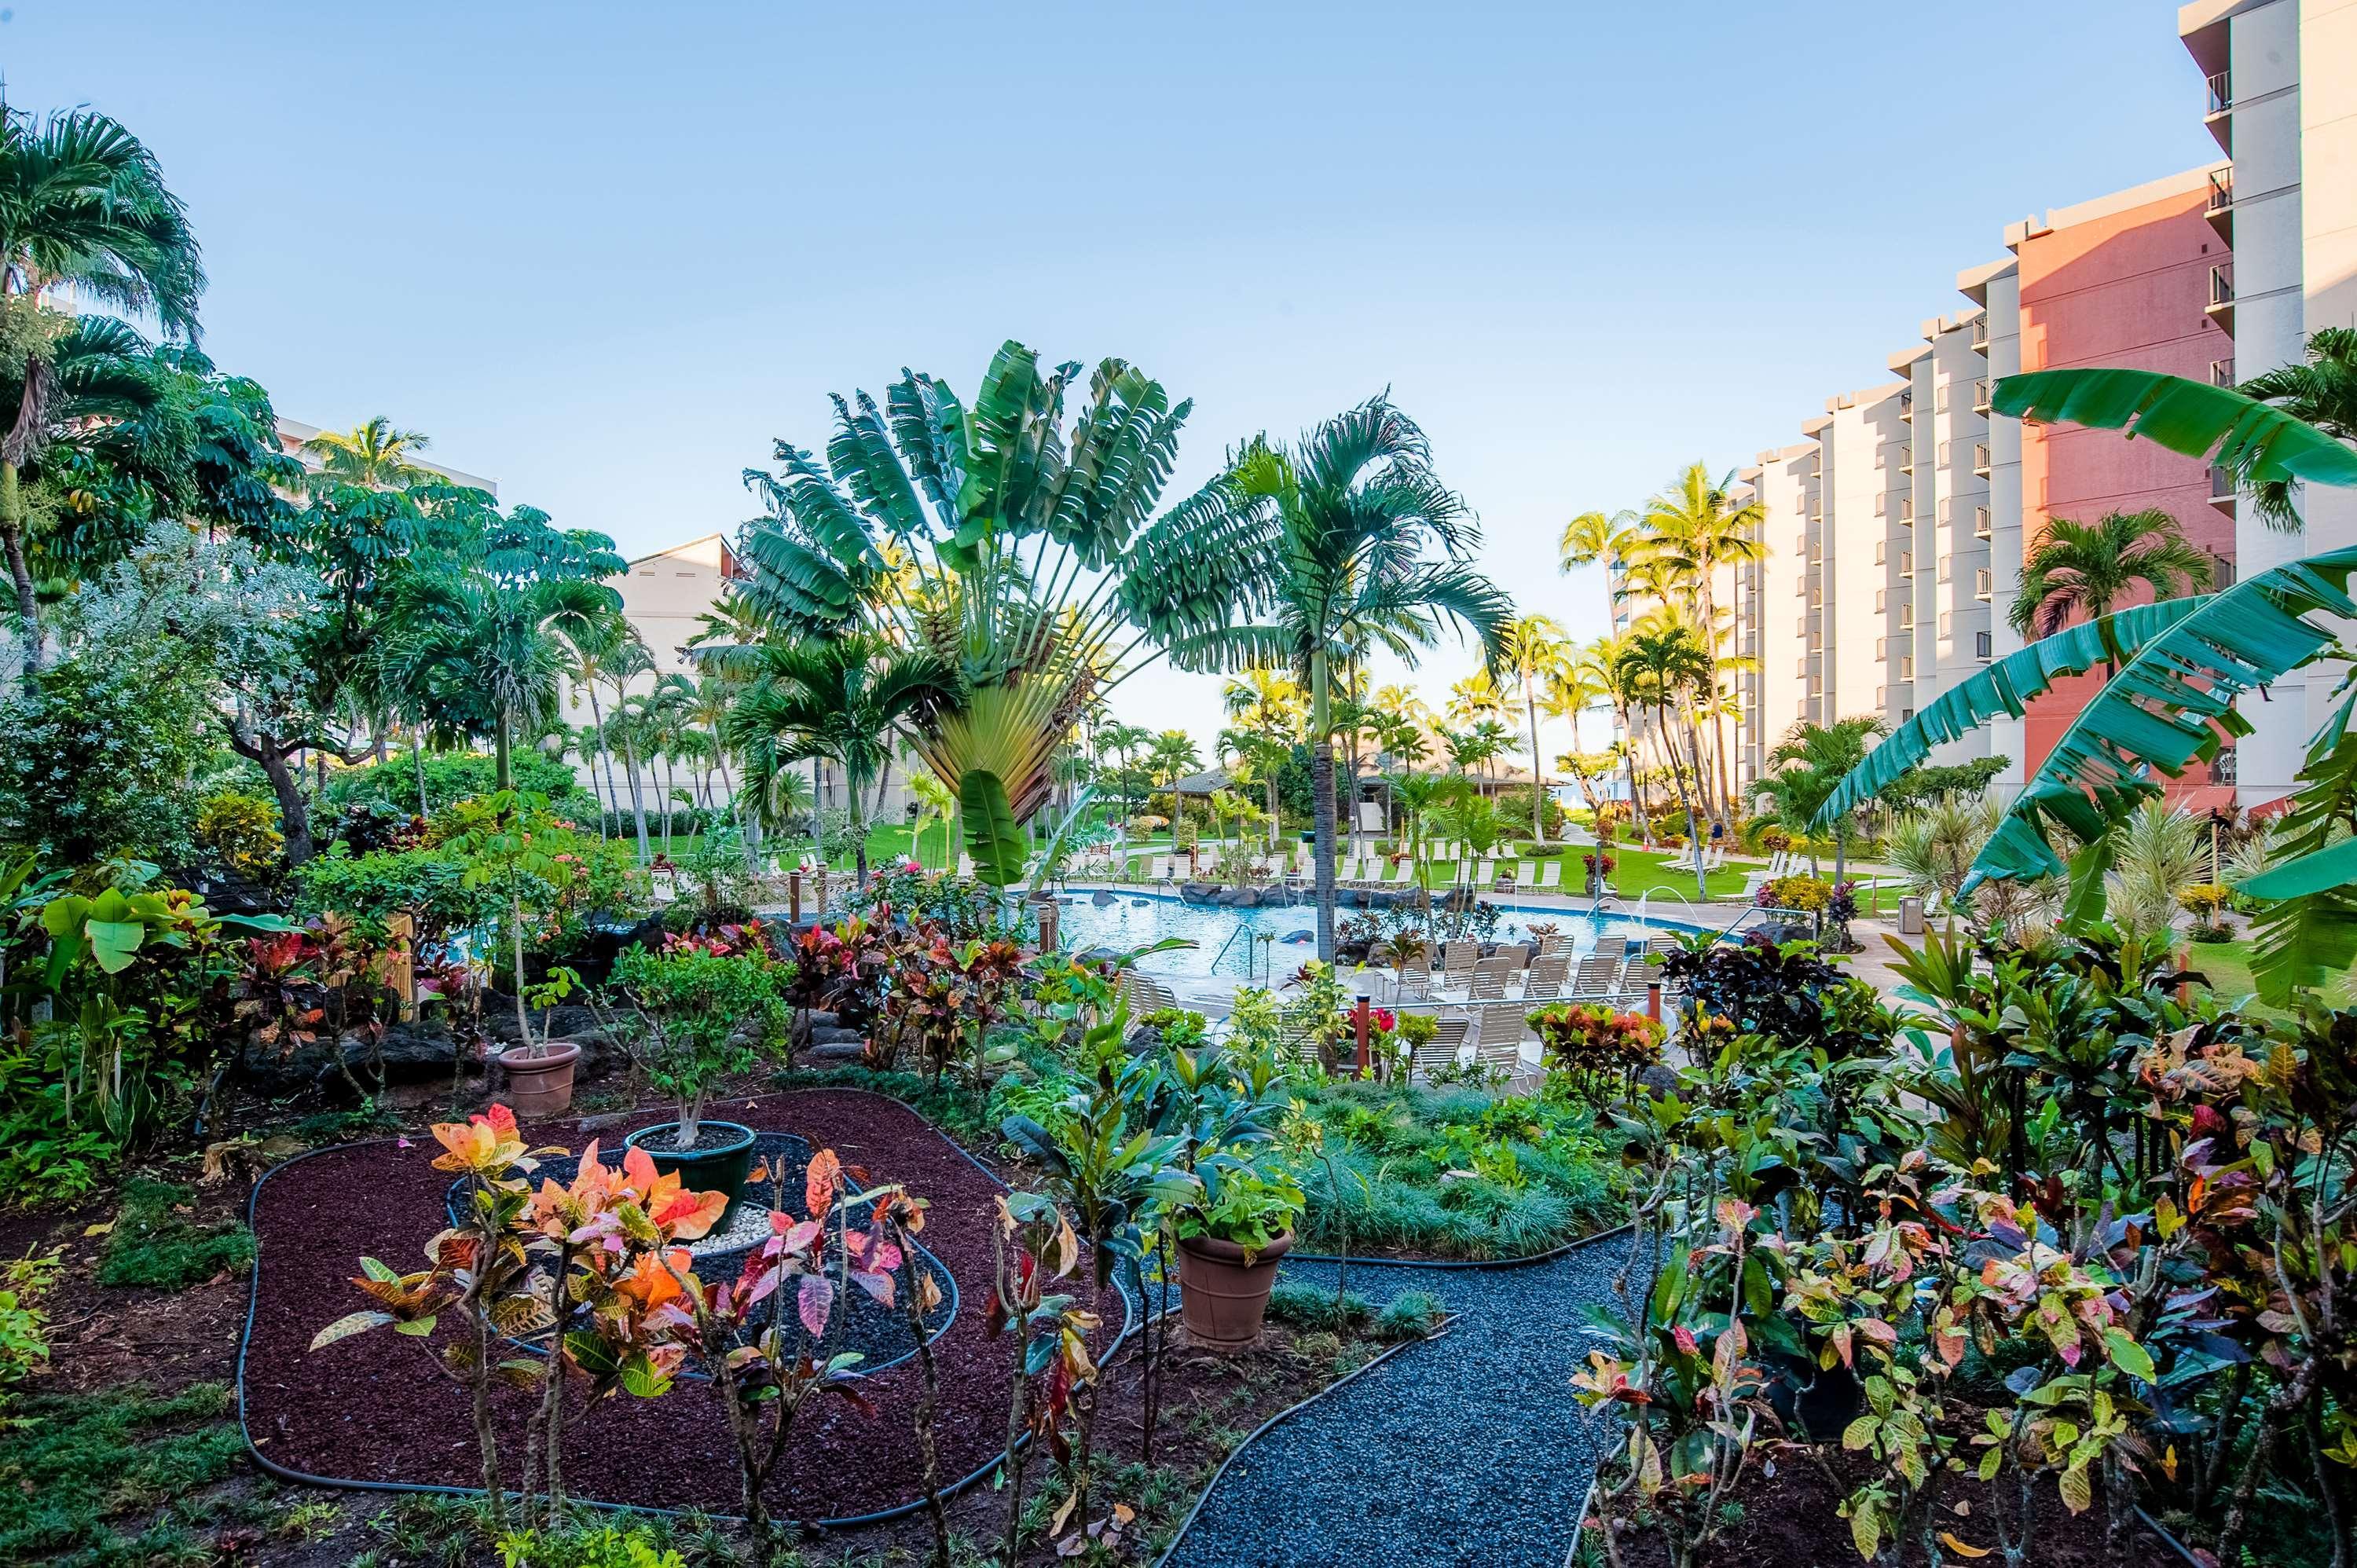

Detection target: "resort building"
[2179, 0, 2357, 809]
[273, 417, 498, 494]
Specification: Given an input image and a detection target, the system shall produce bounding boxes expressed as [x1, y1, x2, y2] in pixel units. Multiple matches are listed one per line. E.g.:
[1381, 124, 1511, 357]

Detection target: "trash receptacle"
[1899, 895, 1925, 936]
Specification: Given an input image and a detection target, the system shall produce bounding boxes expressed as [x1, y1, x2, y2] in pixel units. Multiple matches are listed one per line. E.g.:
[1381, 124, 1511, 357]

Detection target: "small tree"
[609, 943, 786, 1149]
[449, 791, 579, 1058]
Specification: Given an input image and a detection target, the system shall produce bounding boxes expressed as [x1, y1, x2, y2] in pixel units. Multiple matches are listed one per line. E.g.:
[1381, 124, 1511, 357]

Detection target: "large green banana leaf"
[1814, 599, 2208, 826]
[959, 768, 1026, 890]
[1993, 368, 2357, 491]
[1958, 548, 2357, 891]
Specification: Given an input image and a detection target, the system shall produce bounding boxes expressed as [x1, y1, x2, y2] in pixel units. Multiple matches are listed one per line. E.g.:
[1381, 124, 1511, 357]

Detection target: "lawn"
[1589, 845, 1749, 901]
[2185, 936, 2357, 1009]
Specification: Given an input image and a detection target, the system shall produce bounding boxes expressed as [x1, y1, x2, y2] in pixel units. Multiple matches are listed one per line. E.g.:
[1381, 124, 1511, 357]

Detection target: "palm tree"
[1222, 669, 1304, 847]
[0, 104, 203, 669]
[560, 610, 647, 859]
[1559, 507, 1636, 571]
[1168, 397, 1508, 961]
[2231, 328, 2357, 529]
[1747, 716, 1886, 888]
[299, 416, 437, 490]
[1613, 625, 1714, 896]
[1497, 614, 1567, 844]
[383, 571, 621, 790]
[2010, 509, 2214, 668]
[724, 632, 954, 885]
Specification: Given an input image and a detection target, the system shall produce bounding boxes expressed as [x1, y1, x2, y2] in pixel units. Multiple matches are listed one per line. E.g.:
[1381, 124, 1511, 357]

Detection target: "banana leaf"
[1993, 368, 2357, 489]
[959, 768, 1025, 890]
[1959, 545, 2357, 892]
[1028, 787, 1098, 896]
[1813, 599, 2208, 826]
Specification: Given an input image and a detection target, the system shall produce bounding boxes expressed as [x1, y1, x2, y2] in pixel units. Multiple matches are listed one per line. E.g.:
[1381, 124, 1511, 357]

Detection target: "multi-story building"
[2179, 0, 2357, 809]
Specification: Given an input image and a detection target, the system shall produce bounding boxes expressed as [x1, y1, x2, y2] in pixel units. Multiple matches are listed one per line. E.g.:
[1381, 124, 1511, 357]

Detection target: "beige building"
[2180, 0, 2357, 808]
[274, 417, 498, 493]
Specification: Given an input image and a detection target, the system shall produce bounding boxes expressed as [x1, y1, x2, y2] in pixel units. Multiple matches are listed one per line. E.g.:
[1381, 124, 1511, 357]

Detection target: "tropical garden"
[7, 68, 2357, 1568]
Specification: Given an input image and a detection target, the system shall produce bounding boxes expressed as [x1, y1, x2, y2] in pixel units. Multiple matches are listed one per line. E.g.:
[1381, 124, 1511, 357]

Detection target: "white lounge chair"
[1412, 1013, 1468, 1080]
[1472, 1003, 1530, 1077]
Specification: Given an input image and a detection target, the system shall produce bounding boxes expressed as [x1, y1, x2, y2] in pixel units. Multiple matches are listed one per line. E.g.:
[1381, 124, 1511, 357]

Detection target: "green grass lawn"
[2185, 936, 2357, 1009]
[1594, 846, 1749, 902]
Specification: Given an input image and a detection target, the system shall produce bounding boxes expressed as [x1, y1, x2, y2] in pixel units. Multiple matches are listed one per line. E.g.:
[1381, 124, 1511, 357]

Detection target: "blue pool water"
[1049, 891, 1704, 979]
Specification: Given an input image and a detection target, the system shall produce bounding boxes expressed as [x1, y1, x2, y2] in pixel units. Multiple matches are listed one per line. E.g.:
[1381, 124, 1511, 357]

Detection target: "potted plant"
[495, 964, 584, 1116]
[609, 943, 786, 1220]
[1172, 1164, 1303, 1351]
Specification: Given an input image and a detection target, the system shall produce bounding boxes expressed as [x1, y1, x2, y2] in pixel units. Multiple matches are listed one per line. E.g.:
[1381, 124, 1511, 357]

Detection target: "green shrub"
[1374, 1288, 1446, 1341]
[0, 1249, 58, 1414]
[494, 1517, 687, 1568]
[97, 1180, 255, 1289]
[326, 749, 585, 815]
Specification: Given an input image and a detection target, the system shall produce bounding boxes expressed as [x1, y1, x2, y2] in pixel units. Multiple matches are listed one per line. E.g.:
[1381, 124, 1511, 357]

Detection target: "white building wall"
[1972, 262, 2030, 791]
[1819, 387, 1910, 727]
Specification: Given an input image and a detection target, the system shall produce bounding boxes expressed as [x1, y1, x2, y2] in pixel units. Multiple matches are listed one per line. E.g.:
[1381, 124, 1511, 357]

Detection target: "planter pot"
[495, 1041, 581, 1118]
[624, 1120, 757, 1223]
[1175, 1231, 1293, 1352]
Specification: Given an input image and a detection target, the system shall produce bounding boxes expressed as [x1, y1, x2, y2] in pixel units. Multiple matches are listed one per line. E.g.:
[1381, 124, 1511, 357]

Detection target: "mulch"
[240, 1087, 1127, 1522]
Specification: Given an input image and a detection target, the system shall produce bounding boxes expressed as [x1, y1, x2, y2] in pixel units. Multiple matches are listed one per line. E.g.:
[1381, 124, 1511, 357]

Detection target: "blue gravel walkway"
[1161, 1239, 1629, 1568]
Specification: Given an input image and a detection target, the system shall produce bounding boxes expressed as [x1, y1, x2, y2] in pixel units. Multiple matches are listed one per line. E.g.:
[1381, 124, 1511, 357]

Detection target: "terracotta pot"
[1175, 1230, 1293, 1352]
[625, 1120, 757, 1225]
[496, 1040, 581, 1118]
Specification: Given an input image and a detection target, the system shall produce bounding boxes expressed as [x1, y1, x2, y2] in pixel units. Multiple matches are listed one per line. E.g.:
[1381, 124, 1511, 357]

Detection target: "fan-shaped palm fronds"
[2011, 508, 2213, 643]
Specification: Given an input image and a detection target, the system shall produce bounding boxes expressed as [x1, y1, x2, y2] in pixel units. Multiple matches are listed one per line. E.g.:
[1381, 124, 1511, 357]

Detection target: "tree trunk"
[1311, 654, 1338, 962]
[2, 461, 45, 686]
[1666, 705, 1706, 899]
[494, 716, 514, 791]
[255, 735, 318, 866]
[411, 729, 430, 818]
[1525, 683, 1547, 844]
[510, 886, 531, 1052]
[621, 737, 651, 863]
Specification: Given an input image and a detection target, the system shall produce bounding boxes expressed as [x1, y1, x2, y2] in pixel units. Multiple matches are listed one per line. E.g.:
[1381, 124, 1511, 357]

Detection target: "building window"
[1974, 567, 1992, 601]
[1940, 611, 1953, 636]
[1939, 555, 1952, 583]
[1975, 630, 1993, 661]
[1936, 383, 1950, 413]
[2216, 746, 2238, 785]
[1898, 654, 1915, 680]
[1974, 506, 1991, 540]
[1875, 493, 1887, 518]
[1900, 550, 1913, 576]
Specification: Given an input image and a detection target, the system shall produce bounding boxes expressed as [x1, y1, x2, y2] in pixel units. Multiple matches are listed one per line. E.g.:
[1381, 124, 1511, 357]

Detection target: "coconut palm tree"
[1748, 716, 1886, 888]
[0, 104, 203, 670]
[1222, 669, 1303, 845]
[1559, 506, 1636, 570]
[2010, 508, 2214, 668]
[1497, 614, 1568, 844]
[1165, 397, 1509, 960]
[566, 617, 652, 860]
[299, 416, 437, 491]
[724, 632, 955, 885]
[1613, 625, 1714, 896]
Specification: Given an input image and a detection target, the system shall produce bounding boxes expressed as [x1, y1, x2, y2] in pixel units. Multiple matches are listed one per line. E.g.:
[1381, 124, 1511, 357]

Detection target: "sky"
[9, 0, 2223, 771]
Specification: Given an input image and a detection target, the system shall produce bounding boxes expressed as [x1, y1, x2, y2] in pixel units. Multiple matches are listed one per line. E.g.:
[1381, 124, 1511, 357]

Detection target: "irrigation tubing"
[233, 1088, 1142, 1533]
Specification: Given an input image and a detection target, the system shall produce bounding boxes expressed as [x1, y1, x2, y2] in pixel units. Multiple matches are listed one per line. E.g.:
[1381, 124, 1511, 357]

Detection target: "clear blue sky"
[11, 1, 2220, 760]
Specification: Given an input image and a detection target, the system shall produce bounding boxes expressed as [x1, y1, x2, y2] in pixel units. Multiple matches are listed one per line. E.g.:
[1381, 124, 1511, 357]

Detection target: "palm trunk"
[1524, 683, 1547, 844]
[412, 729, 430, 817]
[1663, 704, 1706, 899]
[1311, 654, 1337, 962]
[621, 736, 651, 863]
[586, 688, 622, 838]
[494, 716, 514, 791]
[2, 462, 45, 687]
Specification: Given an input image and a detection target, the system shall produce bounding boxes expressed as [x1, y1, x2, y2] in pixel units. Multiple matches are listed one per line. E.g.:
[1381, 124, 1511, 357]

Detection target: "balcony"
[2206, 70, 2231, 117]
[2207, 263, 2236, 333]
[1972, 443, 1992, 478]
[1974, 568, 1992, 603]
[2206, 166, 2234, 240]
[1899, 389, 1913, 423]
[2211, 357, 2237, 388]
[1970, 317, 1989, 352]
[1972, 378, 1992, 413]
[1974, 506, 1991, 540]
[2211, 463, 2238, 515]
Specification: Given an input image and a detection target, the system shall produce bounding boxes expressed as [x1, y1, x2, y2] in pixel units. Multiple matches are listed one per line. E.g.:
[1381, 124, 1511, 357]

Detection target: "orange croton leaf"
[648, 1181, 729, 1243]
[616, 1247, 696, 1314]
[805, 1149, 842, 1220]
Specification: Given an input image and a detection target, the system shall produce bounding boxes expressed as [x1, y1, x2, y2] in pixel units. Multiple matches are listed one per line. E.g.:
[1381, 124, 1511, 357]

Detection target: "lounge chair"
[1571, 955, 1618, 997]
[1526, 951, 1571, 998]
[1396, 954, 1431, 998]
[1468, 860, 1499, 891]
[1472, 1003, 1530, 1077]
[1590, 936, 1628, 962]
[1470, 957, 1514, 1001]
[1532, 860, 1562, 892]
[1618, 955, 1666, 1007]
[1441, 940, 1479, 991]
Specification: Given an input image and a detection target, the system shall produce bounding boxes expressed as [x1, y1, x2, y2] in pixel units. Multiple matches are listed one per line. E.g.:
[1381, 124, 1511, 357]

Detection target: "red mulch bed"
[240, 1088, 1125, 1522]
[1610, 1437, 2184, 1567]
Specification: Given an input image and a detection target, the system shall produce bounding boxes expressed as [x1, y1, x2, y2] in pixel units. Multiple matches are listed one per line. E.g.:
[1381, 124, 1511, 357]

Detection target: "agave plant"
[1821, 365, 2357, 1003]
[728, 342, 1266, 888]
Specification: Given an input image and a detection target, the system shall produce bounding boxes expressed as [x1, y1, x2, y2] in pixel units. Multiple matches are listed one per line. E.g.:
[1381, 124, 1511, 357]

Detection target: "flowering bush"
[1756, 872, 1832, 913]
[1758, 823, 1794, 852]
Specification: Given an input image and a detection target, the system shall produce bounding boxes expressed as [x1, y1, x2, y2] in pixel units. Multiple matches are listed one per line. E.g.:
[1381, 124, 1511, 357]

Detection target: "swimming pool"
[1048, 890, 1704, 980]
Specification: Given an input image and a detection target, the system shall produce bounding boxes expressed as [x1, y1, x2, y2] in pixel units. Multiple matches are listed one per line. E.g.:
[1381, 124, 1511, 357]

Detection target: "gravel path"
[1162, 1239, 1629, 1568]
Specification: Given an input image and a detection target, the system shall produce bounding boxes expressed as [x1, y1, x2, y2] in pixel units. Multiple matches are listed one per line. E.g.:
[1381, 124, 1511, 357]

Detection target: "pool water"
[1049, 891, 1703, 980]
